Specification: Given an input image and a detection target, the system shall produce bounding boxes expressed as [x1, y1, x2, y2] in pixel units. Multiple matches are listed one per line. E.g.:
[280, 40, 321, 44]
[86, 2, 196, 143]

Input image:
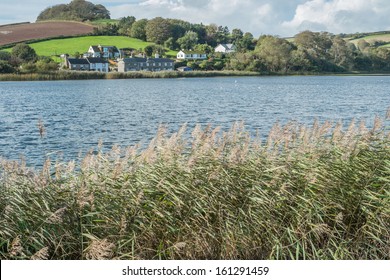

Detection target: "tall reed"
[0, 116, 389, 260]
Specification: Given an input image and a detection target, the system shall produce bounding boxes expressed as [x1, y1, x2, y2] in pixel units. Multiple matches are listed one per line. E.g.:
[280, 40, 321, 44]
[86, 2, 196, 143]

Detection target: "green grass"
[91, 19, 120, 26]
[3, 36, 177, 58]
[0, 114, 389, 260]
[349, 33, 390, 45]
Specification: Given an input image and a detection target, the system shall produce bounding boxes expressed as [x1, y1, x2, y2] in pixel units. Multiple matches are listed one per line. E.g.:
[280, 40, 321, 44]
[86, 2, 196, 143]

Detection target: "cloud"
[282, 0, 390, 35]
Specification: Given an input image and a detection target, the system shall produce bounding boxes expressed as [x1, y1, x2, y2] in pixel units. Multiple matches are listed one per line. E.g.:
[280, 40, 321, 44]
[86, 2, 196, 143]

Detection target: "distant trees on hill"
[37, 0, 110, 22]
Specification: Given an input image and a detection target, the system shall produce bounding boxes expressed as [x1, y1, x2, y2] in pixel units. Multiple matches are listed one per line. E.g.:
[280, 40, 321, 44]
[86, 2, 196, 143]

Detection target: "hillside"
[3, 36, 177, 58]
[0, 21, 94, 47]
[347, 32, 390, 48]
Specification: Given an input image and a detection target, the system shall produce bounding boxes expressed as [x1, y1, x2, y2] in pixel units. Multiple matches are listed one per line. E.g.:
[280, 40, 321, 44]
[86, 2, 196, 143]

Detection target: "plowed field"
[0, 21, 94, 46]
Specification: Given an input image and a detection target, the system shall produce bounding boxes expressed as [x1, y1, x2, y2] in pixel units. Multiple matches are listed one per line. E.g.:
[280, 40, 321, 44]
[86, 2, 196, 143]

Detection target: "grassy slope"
[348, 33, 390, 47]
[3, 36, 177, 58]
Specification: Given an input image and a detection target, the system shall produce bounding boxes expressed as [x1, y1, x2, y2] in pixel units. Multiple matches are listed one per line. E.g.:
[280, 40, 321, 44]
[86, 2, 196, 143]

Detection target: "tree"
[177, 31, 198, 50]
[118, 16, 136, 36]
[194, 44, 213, 54]
[0, 61, 15, 73]
[205, 24, 218, 46]
[144, 45, 154, 57]
[294, 31, 332, 61]
[131, 19, 148, 41]
[231, 28, 243, 43]
[145, 17, 173, 44]
[11, 43, 37, 63]
[37, 0, 110, 21]
[255, 35, 294, 73]
[0, 51, 12, 62]
[235, 32, 255, 52]
[330, 36, 354, 70]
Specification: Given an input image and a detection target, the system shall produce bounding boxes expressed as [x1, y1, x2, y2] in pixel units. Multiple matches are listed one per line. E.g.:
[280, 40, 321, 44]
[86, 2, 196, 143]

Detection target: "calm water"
[0, 76, 389, 167]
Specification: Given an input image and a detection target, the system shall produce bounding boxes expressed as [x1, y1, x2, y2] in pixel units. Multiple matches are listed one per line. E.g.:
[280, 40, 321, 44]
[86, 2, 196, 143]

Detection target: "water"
[0, 76, 389, 167]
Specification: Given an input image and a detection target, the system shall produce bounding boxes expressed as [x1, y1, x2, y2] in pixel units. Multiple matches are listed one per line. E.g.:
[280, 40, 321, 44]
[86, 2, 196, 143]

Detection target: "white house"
[177, 50, 207, 60]
[85, 45, 121, 59]
[215, 44, 235, 53]
[86, 57, 109, 72]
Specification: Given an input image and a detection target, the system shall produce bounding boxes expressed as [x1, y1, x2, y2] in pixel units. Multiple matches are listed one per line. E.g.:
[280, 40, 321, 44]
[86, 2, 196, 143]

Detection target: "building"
[85, 45, 121, 59]
[66, 57, 109, 72]
[176, 50, 207, 60]
[215, 44, 236, 53]
[118, 55, 174, 72]
[86, 57, 109, 72]
[66, 58, 90, 71]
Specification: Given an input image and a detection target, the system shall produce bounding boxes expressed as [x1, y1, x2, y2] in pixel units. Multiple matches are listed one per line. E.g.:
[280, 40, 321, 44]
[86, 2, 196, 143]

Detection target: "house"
[176, 50, 207, 60]
[215, 44, 235, 53]
[66, 57, 109, 72]
[66, 58, 90, 71]
[86, 57, 109, 73]
[118, 54, 174, 72]
[85, 45, 121, 59]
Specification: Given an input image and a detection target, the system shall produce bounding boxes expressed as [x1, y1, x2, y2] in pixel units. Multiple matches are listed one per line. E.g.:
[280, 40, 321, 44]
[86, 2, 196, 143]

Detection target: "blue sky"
[1, 0, 390, 37]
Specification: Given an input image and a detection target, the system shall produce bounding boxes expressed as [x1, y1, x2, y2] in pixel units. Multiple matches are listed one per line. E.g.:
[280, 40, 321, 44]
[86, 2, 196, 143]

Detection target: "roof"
[67, 58, 89, 65]
[90, 45, 120, 53]
[217, 44, 235, 50]
[178, 50, 206, 55]
[86, 57, 108, 63]
[122, 57, 174, 63]
[90, 46, 100, 52]
[147, 58, 174, 63]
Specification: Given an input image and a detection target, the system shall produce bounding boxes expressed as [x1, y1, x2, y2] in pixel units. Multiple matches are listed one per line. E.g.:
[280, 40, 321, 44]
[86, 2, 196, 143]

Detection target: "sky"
[1, 0, 390, 37]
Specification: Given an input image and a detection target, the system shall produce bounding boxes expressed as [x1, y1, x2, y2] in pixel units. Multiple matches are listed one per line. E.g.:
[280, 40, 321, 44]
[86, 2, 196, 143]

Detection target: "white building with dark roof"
[85, 45, 121, 59]
[86, 57, 109, 72]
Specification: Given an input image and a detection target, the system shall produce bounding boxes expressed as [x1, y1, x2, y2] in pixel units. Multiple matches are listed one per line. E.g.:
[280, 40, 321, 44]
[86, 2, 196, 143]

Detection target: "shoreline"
[1, 70, 390, 81]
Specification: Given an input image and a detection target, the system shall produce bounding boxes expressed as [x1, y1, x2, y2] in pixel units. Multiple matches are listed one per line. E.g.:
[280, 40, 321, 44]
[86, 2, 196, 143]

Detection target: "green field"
[4, 36, 177, 58]
[348, 32, 390, 46]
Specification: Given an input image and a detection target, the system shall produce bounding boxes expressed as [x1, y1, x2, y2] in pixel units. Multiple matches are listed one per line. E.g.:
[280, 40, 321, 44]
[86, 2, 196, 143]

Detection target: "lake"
[0, 76, 389, 167]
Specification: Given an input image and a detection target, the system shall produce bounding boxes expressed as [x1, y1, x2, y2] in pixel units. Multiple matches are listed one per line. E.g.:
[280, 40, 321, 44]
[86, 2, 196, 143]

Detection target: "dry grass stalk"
[84, 239, 115, 260]
[31, 247, 49, 260]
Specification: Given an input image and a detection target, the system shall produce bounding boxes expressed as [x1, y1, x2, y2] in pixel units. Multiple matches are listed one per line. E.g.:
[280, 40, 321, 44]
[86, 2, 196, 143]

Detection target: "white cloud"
[282, 0, 390, 35]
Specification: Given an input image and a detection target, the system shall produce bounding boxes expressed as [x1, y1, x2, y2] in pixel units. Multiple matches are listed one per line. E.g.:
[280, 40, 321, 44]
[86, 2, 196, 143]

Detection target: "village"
[63, 44, 236, 73]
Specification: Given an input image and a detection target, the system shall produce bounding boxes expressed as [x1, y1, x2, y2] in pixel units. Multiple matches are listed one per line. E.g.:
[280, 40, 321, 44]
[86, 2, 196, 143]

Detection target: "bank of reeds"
[0, 116, 389, 260]
[0, 70, 259, 81]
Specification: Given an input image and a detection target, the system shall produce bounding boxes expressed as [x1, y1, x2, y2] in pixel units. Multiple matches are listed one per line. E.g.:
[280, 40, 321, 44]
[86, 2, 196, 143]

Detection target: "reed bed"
[0, 70, 259, 81]
[0, 116, 389, 260]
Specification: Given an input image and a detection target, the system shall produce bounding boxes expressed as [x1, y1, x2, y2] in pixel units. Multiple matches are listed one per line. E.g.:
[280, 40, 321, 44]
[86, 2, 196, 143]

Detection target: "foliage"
[0, 116, 389, 260]
[130, 19, 148, 41]
[37, 0, 110, 22]
[118, 16, 136, 36]
[177, 31, 198, 50]
[11, 43, 37, 63]
[145, 17, 173, 45]
[0, 61, 15, 73]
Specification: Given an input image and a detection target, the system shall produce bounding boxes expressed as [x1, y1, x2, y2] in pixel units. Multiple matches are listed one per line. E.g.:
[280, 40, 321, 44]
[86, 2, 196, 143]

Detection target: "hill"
[347, 32, 390, 48]
[0, 21, 94, 47]
[37, 0, 110, 22]
[3, 36, 177, 58]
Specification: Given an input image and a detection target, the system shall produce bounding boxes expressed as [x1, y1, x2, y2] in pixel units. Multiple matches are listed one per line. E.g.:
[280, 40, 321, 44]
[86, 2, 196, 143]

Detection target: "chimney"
[155, 53, 160, 59]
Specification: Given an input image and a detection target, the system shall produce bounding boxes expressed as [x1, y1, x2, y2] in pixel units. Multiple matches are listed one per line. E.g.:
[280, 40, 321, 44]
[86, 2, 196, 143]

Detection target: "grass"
[2, 36, 178, 57]
[349, 33, 390, 45]
[0, 112, 389, 260]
